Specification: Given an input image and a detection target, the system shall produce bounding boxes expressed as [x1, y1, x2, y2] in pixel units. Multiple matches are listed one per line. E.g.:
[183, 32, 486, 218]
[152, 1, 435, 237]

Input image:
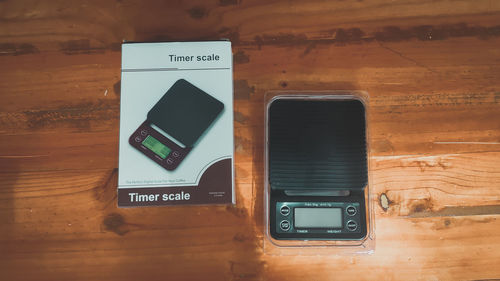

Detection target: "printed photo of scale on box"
[117, 41, 234, 207]
[129, 79, 224, 171]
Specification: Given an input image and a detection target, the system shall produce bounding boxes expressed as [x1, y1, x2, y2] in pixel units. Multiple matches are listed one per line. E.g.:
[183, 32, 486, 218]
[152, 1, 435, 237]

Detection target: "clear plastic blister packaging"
[264, 91, 375, 255]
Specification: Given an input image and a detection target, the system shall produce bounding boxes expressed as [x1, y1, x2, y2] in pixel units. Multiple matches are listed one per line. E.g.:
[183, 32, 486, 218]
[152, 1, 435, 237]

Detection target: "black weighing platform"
[267, 97, 368, 240]
[130, 79, 224, 171]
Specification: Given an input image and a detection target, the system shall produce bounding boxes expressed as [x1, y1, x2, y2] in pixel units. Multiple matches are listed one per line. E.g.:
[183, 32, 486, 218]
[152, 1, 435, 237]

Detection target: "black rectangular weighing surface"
[130, 79, 224, 171]
[268, 97, 368, 240]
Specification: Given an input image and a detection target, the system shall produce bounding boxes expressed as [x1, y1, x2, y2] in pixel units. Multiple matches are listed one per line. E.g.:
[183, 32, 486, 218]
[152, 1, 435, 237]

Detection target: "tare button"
[280, 205, 290, 216]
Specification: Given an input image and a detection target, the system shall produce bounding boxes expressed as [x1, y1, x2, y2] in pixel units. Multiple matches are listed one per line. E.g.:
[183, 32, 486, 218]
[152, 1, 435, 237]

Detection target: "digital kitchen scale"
[129, 79, 224, 171]
[267, 97, 368, 240]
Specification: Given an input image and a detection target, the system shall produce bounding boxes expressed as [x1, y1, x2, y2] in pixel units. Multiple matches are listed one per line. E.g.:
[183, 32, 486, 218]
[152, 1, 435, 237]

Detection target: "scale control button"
[347, 220, 358, 231]
[346, 206, 357, 216]
[280, 205, 290, 216]
[134, 136, 142, 142]
[172, 151, 180, 157]
[280, 220, 290, 231]
[166, 158, 174, 165]
[140, 130, 148, 136]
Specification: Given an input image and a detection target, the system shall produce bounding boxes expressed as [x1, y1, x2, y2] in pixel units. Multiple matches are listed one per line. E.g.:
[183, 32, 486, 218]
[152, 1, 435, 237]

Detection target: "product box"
[118, 41, 234, 207]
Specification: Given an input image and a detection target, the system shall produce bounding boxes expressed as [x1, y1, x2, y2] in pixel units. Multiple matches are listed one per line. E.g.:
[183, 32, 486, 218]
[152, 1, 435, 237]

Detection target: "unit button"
[134, 136, 142, 142]
[140, 130, 148, 136]
[346, 220, 358, 231]
[346, 206, 357, 216]
[172, 151, 180, 157]
[166, 158, 174, 165]
[280, 220, 290, 231]
[280, 205, 290, 216]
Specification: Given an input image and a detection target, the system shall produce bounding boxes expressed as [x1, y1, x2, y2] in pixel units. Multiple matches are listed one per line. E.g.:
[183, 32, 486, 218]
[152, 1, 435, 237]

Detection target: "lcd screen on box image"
[142, 135, 171, 159]
[294, 208, 342, 228]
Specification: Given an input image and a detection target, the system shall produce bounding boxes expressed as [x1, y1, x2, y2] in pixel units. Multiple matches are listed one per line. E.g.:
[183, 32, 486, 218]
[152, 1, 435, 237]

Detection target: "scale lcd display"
[142, 135, 171, 159]
[294, 208, 342, 228]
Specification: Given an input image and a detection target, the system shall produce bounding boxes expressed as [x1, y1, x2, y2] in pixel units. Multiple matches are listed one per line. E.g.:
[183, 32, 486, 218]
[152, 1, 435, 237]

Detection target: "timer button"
[346, 206, 357, 216]
[134, 136, 142, 142]
[280, 220, 290, 231]
[140, 130, 148, 136]
[347, 220, 358, 231]
[280, 205, 290, 216]
[172, 151, 180, 157]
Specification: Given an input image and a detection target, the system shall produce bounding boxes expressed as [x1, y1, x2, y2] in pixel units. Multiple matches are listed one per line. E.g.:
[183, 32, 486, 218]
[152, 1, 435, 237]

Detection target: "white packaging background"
[119, 42, 233, 189]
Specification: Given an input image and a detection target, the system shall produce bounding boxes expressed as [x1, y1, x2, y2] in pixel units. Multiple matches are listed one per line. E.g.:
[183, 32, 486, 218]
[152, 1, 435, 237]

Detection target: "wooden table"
[1, 1, 500, 280]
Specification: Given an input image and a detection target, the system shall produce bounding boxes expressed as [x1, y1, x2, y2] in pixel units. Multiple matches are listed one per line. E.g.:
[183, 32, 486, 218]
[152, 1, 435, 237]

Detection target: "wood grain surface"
[1, 0, 500, 280]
